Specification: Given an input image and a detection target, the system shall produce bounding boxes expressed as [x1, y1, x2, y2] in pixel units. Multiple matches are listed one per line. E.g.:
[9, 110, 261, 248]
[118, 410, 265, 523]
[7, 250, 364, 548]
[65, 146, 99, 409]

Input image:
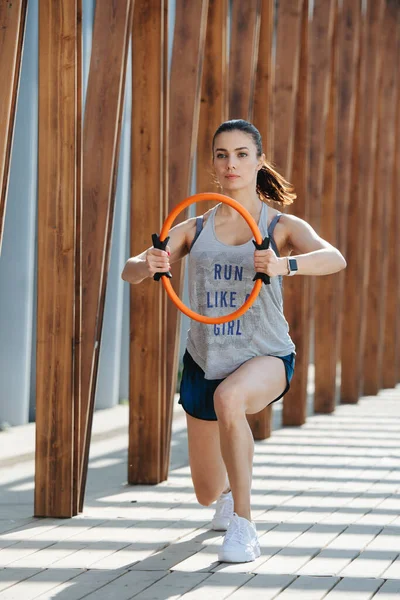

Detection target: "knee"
[214, 384, 243, 424]
[195, 488, 220, 507]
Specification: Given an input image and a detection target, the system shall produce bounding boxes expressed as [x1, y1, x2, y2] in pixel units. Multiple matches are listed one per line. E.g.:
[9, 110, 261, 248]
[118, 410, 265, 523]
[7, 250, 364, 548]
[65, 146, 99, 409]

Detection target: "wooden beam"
[166, 0, 209, 473]
[396, 68, 400, 384]
[341, 0, 385, 403]
[281, 0, 310, 428]
[271, 0, 304, 181]
[313, 0, 361, 412]
[196, 0, 228, 213]
[79, 0, 133, 509]
[247, 0, 275, 440]
[229, 0, 261, 120]
[363, 0, 399, 396]
[305, 0, 337, 415]
[379, 6, 400, 391]
[35, 0, 81, 518]
[253, 0, 274, 157]
[128, 0, 168, 484]
[0, 0, 27, 254]
[270, 0, 304, 426]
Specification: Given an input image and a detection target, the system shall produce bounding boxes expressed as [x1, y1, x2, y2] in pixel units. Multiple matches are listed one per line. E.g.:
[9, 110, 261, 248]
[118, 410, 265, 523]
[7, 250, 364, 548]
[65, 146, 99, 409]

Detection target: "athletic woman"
[122, 120, 346, 563]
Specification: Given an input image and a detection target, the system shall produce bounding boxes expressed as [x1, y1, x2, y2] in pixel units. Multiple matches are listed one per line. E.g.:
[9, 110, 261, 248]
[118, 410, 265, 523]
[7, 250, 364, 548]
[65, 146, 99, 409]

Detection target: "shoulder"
[177, 207, 214, 250]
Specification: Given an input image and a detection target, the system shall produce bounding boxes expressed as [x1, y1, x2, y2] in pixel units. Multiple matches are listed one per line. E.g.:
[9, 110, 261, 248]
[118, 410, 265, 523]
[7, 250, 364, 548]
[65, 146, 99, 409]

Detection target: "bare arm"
[121, 217, 196, 284]
[254, 214, 346, 277]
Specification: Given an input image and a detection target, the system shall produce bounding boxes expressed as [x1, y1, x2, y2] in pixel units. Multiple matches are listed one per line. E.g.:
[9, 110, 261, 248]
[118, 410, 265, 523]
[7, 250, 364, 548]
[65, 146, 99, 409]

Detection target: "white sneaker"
[211, 490, 234, 531]
[218, 513, 261, 563]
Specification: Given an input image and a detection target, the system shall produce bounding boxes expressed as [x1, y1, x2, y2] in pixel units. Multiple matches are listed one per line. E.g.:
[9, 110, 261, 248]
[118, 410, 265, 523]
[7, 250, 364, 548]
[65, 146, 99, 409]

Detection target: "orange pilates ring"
[152, 192, 270, 325]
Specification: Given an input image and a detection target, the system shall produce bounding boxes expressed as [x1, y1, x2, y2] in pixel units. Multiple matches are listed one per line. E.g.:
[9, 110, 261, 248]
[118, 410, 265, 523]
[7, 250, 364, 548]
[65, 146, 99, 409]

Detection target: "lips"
[225, 175, 239, 179]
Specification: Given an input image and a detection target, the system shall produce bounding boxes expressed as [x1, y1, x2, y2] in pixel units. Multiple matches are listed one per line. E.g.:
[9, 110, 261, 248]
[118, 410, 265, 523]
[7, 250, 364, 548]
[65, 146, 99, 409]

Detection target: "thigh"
[186, 413, 227, 505]
[216, 356, 287, 416]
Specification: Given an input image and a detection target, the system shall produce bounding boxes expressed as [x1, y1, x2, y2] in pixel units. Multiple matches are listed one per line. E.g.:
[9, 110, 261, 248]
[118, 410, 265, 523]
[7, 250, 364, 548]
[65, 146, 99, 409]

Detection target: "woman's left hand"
[254, 248, 287, 277]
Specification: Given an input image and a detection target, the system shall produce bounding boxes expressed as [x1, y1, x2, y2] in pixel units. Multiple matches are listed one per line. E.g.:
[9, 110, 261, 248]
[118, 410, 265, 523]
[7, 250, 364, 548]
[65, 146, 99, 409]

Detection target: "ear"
[258, 153, 266, 170]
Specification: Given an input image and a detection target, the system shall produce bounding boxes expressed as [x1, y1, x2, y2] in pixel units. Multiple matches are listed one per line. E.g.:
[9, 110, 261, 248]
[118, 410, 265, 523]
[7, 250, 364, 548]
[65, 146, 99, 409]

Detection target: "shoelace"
[215, 494, 233, 518]
[224, 519, 244, 544]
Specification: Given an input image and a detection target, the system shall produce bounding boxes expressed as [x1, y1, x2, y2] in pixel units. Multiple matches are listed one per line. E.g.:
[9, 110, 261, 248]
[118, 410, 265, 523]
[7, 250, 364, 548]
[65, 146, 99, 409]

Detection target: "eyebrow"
[214, 147, 249, 152]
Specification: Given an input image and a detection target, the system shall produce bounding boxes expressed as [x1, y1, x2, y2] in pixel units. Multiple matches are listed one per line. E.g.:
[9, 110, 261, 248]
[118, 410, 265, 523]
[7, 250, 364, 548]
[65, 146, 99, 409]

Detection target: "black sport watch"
[287, 257, 298, 276]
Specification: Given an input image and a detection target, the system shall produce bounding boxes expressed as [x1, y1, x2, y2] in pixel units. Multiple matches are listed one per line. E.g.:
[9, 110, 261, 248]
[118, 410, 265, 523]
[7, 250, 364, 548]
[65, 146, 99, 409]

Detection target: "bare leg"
[214, 356, 287, 521]
[185, 413, 227, 506]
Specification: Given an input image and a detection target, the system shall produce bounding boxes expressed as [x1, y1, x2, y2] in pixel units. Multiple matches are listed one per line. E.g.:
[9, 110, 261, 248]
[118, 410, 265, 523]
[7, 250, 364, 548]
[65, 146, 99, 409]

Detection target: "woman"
[122, 119, 346, 563]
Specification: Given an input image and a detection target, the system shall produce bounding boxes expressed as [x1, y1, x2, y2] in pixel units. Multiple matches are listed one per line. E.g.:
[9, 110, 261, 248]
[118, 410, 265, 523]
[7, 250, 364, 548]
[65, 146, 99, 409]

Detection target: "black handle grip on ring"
[252, 236, 271, 285]
[152, 233, 172, 281]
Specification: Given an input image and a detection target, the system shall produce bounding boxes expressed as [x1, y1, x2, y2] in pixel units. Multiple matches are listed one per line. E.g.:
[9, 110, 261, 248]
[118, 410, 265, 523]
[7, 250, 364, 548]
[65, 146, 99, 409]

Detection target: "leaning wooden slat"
[378, 7, 400, 391]
[79, 0, 134, 509]
[73, 0, 83, 516]
[129, 0, 168, 484]
[0, 0, 27, 254]
[270, 0, 304, 426]
[165, 0, 209, 476]
[341, 0, 385, 403]
[271, 0, 304, 180]
[229, 0, 261, 120]
[35, 0, 80, 518]
[335, 0, 361, 255]
[314, 1, 339, 413]
[196, 0, 229, 213]
[382, 74, 400, 389]
[313, 1, 342, 414]
[253, 0, 274, 157]
[363, 1, 399, 396]
[281, 0, 310, 428]
[314, 0, 360, 410]
[396, 68, 400, 384]
[247, 0, 275, 439]
[305, 0, 336, 416]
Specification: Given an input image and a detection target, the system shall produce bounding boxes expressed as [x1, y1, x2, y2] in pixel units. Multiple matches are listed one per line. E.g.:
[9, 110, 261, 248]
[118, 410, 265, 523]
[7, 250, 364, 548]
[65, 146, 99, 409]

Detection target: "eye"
[216, 153, 227, 159]
[238, 152, 248, 158]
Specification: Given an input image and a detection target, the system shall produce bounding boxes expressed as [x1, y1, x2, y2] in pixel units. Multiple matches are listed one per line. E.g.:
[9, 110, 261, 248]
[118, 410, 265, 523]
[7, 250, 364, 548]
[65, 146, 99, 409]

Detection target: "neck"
[219, 186, 262, 217]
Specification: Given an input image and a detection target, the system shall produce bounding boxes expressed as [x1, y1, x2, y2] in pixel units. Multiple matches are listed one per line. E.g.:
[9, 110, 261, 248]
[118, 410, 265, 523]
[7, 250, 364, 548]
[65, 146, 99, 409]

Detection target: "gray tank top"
[186, 201, 296, 379]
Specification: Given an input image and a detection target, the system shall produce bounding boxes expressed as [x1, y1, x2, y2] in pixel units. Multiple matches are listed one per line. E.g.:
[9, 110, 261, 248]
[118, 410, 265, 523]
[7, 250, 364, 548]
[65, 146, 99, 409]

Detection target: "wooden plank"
[253, 0, 274, 157]
[74, 0, 83, 519]
[128, 0, 168, 484]
[396, 73, 400, 384]
[0, 0, 27, 254]
[229, 0, 261, 120]
[382, 14, 400, 390]
[246, 0, 275, 439]
[282, 0, 310, 428]
[316, 0, 361, 412]
[269, 0, 305, 427]
[79, 0, 133, 508]
[363, 0, 399, 396]
[196, 0, 228, 213]
[309, 0, 338, 415]
[271, 0, 304, 180]
[340, 0, 385, 404]
[165, 0, 209, 474]
[35, 0, 80, 518]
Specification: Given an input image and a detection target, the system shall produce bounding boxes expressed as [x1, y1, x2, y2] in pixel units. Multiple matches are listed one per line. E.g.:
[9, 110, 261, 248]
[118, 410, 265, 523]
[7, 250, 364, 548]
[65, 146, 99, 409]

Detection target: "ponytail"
[257, 161, 296, 206]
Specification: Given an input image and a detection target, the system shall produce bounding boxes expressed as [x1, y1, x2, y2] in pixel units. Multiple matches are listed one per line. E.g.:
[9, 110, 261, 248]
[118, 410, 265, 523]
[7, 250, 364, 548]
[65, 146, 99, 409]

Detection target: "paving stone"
[274, 575, 339, 598]
[323, 577, 384, 599]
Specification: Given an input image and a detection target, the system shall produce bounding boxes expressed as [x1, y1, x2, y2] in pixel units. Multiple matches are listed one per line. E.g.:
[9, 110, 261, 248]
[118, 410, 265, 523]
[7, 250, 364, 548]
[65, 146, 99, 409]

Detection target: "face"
[213, 130, 263, 191]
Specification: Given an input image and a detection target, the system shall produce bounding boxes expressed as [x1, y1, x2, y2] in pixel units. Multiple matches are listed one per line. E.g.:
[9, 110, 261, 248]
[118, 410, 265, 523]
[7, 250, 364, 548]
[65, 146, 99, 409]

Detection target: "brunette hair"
[212, 119, 296, 206]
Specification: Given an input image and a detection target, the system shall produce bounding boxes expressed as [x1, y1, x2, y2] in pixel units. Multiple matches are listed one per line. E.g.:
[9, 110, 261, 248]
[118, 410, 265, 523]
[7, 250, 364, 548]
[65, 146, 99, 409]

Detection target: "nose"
[227, 155, 237, 170]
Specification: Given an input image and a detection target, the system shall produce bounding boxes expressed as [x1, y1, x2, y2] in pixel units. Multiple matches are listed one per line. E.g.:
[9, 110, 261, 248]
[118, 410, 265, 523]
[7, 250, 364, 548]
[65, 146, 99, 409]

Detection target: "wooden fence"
[0, 0, 399, 517]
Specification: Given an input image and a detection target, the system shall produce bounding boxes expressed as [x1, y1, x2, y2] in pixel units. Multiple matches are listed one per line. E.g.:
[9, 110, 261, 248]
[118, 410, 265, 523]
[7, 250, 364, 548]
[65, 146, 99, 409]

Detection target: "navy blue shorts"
[179, 350, 296, 421]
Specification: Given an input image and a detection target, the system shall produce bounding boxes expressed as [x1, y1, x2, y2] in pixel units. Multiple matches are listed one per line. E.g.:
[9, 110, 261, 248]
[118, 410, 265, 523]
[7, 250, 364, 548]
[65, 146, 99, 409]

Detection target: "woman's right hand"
[145, 246, 171, 277]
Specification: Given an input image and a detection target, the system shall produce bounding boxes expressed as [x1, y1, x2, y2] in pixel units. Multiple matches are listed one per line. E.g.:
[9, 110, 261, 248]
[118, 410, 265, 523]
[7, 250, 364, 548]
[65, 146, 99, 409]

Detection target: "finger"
[151, 248, 169, 257]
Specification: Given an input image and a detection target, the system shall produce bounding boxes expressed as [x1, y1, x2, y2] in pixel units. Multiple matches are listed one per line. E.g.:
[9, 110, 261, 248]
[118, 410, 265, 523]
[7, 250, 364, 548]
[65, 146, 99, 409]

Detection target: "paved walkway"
[0, 388, 399, 599]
